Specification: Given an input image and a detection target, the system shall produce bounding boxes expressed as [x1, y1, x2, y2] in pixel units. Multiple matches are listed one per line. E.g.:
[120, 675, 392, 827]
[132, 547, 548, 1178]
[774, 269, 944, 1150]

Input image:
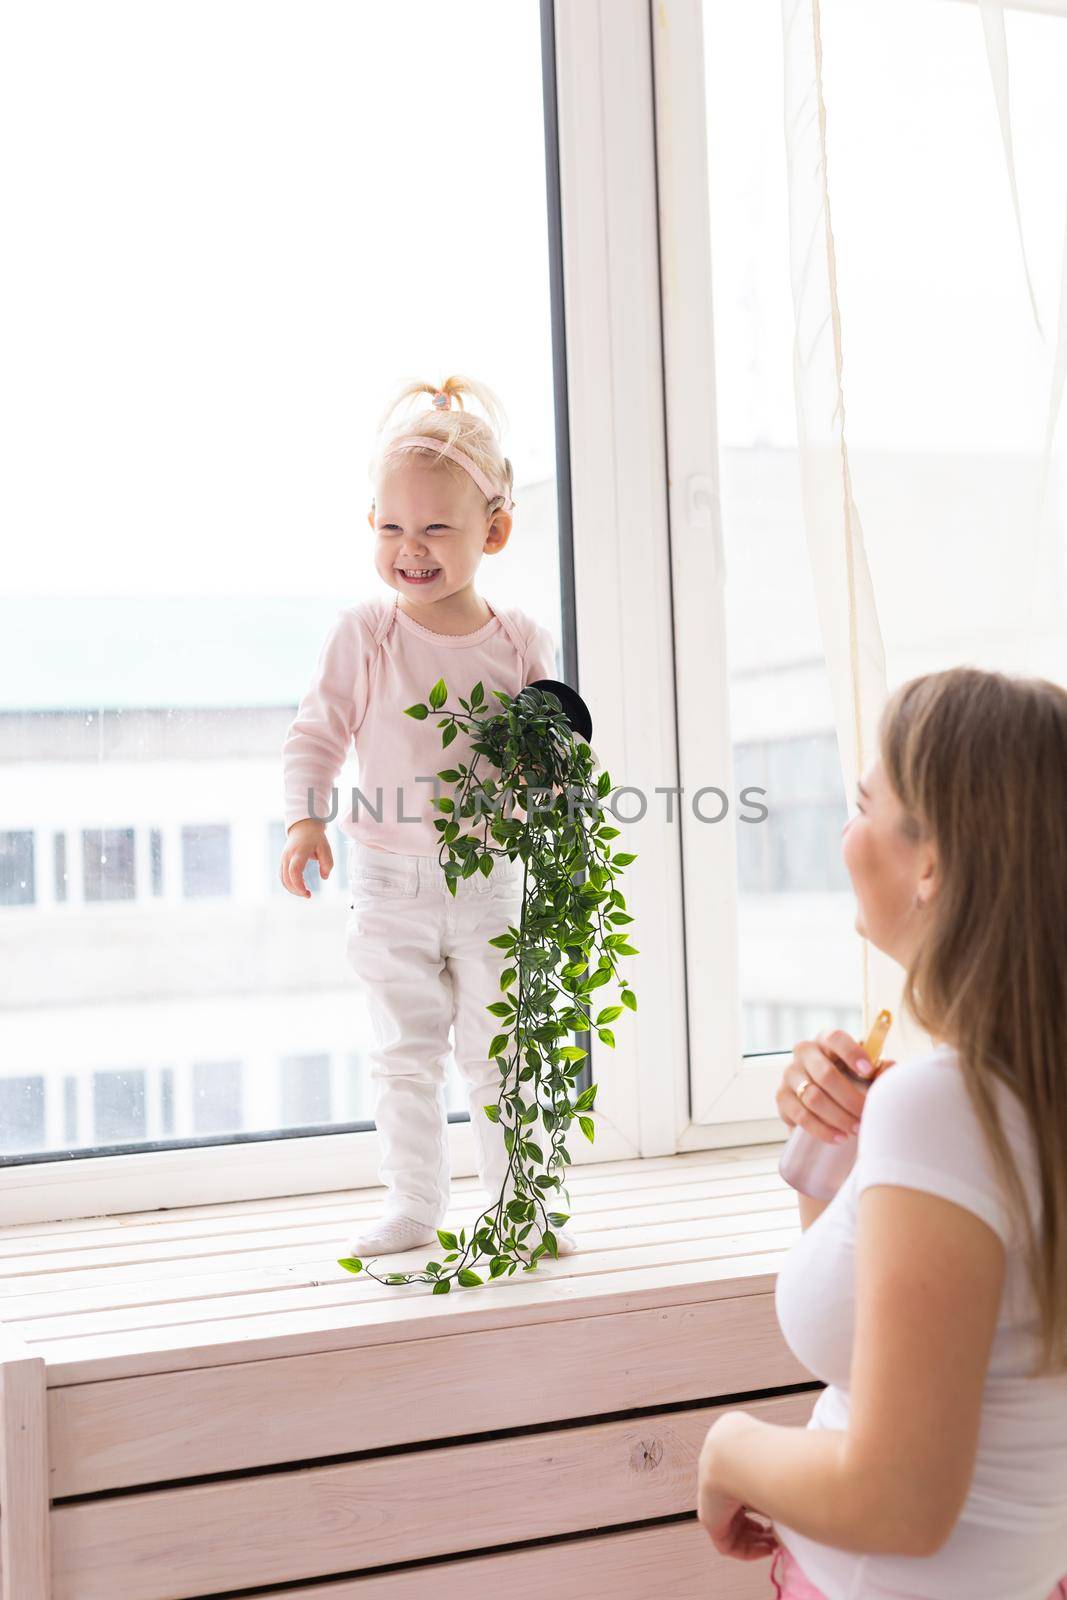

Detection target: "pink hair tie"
[386, 433, 513, 515]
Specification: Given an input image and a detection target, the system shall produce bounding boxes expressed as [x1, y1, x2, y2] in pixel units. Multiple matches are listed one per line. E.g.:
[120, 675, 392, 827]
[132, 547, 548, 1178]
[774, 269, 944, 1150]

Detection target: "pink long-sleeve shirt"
[282, 590, 558, 857]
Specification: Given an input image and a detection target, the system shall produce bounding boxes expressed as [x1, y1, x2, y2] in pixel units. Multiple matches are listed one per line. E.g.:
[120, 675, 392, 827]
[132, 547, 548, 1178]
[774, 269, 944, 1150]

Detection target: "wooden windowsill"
[1, 1143, 800, 1387]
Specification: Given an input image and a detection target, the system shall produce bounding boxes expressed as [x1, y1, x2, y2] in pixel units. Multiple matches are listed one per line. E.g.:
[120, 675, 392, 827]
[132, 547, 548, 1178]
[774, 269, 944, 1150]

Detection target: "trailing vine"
[337, 678, 638, 1292]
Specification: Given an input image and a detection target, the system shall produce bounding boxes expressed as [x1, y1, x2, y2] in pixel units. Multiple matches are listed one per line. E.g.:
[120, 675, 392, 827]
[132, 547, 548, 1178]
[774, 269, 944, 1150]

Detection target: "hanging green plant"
[337, 676, 638, 1292]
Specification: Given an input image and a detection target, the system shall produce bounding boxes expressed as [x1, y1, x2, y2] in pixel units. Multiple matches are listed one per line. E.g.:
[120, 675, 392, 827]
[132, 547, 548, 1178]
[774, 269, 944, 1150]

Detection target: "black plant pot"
[523, 678, 593, 743]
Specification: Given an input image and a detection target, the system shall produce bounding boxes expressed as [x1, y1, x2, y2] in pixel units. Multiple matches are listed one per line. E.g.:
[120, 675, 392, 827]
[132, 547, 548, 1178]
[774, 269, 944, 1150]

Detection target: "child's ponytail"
[369, 373, 516, 515]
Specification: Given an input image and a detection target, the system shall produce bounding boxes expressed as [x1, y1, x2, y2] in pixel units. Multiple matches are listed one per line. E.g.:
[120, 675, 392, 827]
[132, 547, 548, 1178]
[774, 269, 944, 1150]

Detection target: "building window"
[0, 1076, 45, 1151]
[150, 828, 164, 896]
[182, 824, 232, 898]
[192, 1061, 243, 1134]
[742, 1001, 862, 1056]
[735, 733, 851, 894]
[160, 1066, 175, 1136]
[54, 832, 68, 902]
[280, 1053, 332, 1126]
[63, 1075, 78, 1145]
[83, 828, 136, 902]
[0, 830, 35, 907]
[92, 1069, 147, 1143]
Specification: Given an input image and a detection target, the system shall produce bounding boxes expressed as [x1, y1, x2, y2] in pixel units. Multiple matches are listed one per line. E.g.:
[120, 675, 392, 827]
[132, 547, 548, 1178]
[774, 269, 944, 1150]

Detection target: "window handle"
[685, 473, 725, 586]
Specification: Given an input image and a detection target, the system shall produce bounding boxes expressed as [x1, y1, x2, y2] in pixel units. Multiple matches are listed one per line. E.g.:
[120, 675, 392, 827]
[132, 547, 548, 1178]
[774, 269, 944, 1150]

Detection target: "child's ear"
[366, 508, 376, 530]
[486, 509, 512, 552]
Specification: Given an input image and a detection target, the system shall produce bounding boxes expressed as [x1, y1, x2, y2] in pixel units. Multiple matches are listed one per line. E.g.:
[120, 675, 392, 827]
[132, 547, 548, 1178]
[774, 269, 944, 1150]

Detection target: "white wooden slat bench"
[0, 1144, 817, 1600]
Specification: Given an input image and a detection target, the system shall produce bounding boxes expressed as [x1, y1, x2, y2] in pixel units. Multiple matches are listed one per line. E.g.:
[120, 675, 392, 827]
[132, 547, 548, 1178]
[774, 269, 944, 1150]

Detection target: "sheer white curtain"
[779, 0, 1067, 1057]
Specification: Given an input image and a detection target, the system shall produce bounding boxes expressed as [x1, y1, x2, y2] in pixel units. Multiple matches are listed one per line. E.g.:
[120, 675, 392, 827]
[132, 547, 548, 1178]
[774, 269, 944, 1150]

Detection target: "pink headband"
[384, 434, 513, 515]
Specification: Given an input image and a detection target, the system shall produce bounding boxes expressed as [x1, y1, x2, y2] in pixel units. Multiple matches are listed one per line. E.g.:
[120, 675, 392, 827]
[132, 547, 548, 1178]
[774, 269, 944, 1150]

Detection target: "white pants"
[344, 838, 527, 1229]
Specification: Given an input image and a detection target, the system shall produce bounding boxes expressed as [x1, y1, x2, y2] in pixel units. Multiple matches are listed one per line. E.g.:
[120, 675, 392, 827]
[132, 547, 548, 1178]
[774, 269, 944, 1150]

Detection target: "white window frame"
[0, 0, 786, 1227]
[649, 0, 794, 1146]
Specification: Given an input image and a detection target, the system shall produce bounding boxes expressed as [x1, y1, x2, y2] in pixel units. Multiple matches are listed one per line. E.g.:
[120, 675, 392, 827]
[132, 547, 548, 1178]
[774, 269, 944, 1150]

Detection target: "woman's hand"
[280, 818, 333, 898]
[697, 1415, 780, 1561]
[775, 1027, 895, 1144]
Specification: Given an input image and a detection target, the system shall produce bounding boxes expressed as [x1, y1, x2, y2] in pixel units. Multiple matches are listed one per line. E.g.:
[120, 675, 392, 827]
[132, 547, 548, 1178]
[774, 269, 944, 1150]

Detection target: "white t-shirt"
[773, 1045, 1067, 1600]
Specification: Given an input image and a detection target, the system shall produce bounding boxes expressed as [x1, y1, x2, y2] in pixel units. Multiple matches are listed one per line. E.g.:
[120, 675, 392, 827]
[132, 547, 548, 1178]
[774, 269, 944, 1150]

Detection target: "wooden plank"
[48, 1292, 814, 1494]
[35, 1248, 792, 1384]
[0, 1149, 785, 1256]
[9, 1208, 798, 1341]
[0, 1146, 783, 1246]
[50, 1391, 812, 1600]
[244, 1518, 774, 1600]
[0, 1192, 796, 1326]
[0, 1327, 51, 1600]
[0, 1171, 791, 1282]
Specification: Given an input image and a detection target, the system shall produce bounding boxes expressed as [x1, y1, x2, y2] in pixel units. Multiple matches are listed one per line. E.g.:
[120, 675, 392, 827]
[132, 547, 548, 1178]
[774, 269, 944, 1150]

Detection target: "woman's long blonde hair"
[880, 666, 1067, 1377]
[368, 373, 516, 515]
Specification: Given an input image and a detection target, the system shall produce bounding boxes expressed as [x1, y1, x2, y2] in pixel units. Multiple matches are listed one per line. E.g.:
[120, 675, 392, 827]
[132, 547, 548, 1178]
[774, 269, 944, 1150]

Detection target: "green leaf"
[436, 1229, 458, 1251]
[489, 1256, 510, 1278]
[597, 1028, 616, 1048]
[428, 678, 448, 710]
[470, 680, 485, 707]
[595, 1006, 623, 1026]
[488, 1032, 510, 1058]
[543, 1230, 559, 1259]
[432, 1278, 451, 1294]
[500, 967, 516, 990]
[442, 722, 458, 747]
[621, 988, 638, 1011]
[337, 1256, 363, 1274]
[483, 1103, 501, 1123]
[457, 1268, 483, 1287]
[486, 1001, 515, 1018]
[611, 851, 637, 866]
[547, 1212, 570, 1227]
[557, 1045, 587, 1062]
[579, 1115, 596, 1144]
[405, 702, 429, 720]
[574, 1084, 597, 1112]
[436, 768, 461, 782]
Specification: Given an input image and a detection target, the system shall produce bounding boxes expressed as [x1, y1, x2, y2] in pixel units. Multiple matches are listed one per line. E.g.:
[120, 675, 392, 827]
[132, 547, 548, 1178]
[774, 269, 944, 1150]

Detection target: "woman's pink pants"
[769, 1544, 1067, 1599]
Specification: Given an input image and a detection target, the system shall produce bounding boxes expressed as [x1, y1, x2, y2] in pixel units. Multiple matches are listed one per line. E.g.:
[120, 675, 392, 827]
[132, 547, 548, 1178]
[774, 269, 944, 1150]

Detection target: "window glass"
[1, 1, 563, 1161]
[701, 0, 1067, 1056]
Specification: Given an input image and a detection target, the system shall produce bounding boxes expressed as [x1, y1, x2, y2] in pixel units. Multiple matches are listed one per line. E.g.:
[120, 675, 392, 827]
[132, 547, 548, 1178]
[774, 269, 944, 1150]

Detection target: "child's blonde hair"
[369, 374, 516, 516]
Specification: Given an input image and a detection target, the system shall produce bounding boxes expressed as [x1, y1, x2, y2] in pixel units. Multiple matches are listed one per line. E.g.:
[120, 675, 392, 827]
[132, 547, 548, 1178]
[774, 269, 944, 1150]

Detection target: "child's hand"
[280, 819, 333, 899]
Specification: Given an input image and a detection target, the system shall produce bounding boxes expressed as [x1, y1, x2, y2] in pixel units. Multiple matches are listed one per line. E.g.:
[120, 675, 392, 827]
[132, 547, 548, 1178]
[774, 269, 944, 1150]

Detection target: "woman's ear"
[916, 842, 939, 909]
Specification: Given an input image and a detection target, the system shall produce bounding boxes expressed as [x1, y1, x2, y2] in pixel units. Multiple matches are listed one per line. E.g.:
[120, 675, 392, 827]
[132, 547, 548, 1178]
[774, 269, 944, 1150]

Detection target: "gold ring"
[797, 1079, 811, 1103]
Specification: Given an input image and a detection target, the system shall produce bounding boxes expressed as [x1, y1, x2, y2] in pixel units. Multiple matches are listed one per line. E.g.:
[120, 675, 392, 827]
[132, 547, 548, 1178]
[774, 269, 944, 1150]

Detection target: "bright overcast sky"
[0, 0, 554, 597]
[2, 0, 1066, 598]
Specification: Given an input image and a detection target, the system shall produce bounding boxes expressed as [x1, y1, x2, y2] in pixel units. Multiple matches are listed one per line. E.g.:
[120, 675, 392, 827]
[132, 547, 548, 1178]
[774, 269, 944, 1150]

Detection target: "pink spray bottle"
[778, 1009, 893, 1200]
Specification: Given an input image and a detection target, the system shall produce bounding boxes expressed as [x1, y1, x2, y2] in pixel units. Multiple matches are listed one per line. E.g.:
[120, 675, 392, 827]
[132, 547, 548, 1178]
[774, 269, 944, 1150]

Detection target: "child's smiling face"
[368, 456, 512, 609]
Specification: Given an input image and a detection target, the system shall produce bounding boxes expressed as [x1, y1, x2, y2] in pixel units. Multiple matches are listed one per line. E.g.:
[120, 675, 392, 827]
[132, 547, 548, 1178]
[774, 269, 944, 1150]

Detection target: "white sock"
[553, 1225, 578, 1257]
[347, 1214, 439, 1257]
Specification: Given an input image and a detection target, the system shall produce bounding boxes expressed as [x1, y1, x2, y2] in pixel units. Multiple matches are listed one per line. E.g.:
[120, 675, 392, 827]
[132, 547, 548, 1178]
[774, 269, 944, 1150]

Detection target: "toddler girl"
[279, 374, 577, 1260]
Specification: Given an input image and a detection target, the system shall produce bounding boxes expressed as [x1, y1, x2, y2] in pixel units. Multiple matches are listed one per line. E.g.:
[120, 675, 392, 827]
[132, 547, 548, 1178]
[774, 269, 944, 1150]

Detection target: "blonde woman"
[697, 667, 1067, 1600]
